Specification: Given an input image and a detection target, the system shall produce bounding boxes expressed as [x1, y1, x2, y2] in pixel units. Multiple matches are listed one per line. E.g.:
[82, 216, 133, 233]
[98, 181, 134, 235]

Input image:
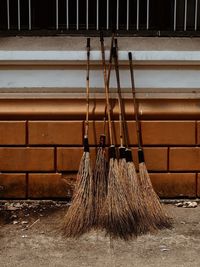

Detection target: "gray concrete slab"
[0, 202, 200, 267]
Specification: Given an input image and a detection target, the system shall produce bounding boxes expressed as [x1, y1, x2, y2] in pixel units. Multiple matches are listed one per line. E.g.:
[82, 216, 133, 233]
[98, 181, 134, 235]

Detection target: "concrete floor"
[0, 202, 200, 267]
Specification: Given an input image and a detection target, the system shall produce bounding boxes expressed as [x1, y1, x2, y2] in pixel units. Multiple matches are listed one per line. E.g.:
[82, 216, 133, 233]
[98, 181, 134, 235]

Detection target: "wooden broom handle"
[85, 38, 90, 137]
[114, 39, 129, 148]
[100, 32, 114, 145]
[128, 52, 142, 149]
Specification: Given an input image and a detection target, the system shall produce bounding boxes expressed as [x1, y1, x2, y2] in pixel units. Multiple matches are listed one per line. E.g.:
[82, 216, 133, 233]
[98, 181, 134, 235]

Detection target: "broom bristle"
[118, 156, 141, 237]
[100, 147, 138, 240]
[139, 162, 172, 229]
[126, 161, 156, 234]
[93, 146, 108, 226]
[62, 151, 94, 238]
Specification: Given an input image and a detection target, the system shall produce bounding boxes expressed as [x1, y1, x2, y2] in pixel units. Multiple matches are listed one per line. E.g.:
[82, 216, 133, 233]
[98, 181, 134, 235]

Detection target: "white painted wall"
[0, 69, 200, 90]
[1, 50, 200, 61]
[0, 48, 200, 98]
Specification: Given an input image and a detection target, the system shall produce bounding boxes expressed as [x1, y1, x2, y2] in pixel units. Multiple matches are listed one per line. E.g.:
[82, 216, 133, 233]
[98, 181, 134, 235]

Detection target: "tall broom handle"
[100, 32, 114, 145]
[100, 31, 115, 136]
[114, 39, 129, 148]
[112, 44, 124, 148]
[128, 52, 142, 150]
[107, 31, 115, 88]
[85, 38, 90, 138]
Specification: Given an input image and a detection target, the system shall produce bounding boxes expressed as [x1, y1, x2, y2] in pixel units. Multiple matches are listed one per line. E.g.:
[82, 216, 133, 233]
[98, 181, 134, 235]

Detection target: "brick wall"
[0, 98, 199, 199]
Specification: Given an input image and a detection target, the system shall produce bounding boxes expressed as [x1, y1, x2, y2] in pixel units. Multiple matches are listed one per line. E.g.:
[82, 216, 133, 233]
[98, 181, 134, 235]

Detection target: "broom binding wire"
[83, 136, 90, 152]
[138, 148, 145, 164]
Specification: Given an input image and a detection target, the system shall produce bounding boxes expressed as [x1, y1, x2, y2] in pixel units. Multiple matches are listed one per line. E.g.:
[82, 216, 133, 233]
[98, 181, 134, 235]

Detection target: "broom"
[62, 38, 94, 238]
[128, 52, 172, 230]
[92, 31, 115, 226]
[99, 38, 137, 240]
[114, 39, 154, 234]
[112, 41, 141, 237]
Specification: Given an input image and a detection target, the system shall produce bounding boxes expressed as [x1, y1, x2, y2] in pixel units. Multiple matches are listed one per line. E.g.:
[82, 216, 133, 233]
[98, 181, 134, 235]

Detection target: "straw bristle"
[138, 162, 172, 229]
[93, 147, 108, 226]
[62, 152, 94, 238]
[100, 157, 137, 240]
[126, 161, 156, 234]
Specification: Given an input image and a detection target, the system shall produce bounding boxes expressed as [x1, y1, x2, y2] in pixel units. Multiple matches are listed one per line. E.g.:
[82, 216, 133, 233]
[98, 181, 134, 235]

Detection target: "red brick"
[0, 148, 54, 171]
[28, 173, 75, 198]
[132, 147, 168, 171]
[0, 173, 26, 199]
[150, 173, 196, 198]
[169, 148, 200, 171]
[0, 121, 26, 145]
[28, 121, 83, 145]
[141, 121, 195, 145]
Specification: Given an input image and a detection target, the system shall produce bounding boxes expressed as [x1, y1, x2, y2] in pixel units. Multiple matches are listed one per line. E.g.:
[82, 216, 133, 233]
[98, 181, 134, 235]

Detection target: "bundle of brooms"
[98, 36, 139, 240]
[62, 35, 172, 240]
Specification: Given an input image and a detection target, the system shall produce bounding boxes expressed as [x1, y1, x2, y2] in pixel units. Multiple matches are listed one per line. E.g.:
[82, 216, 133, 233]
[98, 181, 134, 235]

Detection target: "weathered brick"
[132, 147, 168, 171]
[57, 147, 98, 171]
[141, 121, 196, 145]
[0, 121, 26, 145]
[0, 173, 26, 199]
[88, 121, 137, 146]
[150, 173, 196, 198]
[0, 148, 54, 171]
[169, 148, 200, 171]
[28, 173, 75, 198]
[28, 121, 83, 145]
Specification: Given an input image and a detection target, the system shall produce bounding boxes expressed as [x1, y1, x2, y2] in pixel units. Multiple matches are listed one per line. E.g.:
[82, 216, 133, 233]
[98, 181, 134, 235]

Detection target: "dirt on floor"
[0, 200, 200, 267]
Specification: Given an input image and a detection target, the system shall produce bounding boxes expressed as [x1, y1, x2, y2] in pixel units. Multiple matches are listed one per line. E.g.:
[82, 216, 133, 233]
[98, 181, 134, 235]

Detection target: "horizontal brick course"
[0, 148, 54, 171]
[0, 121, 26, 145]
[27, 120, 196, 146]
[28, 121, 83, 145]
[28, 173, 74, 198]
[141, 121, 196, 145]
[0, 173, 26, 199]
[57, 147, 167, 172]
[150, 173, 196, 198]
[27, 172, 196, 199]
[169, 148, 200, 171]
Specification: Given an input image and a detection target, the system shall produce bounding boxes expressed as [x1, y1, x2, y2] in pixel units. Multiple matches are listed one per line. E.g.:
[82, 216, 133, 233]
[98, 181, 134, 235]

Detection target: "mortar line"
[167, 146, 170, 172]
[196, 172, 198, 197]
[54, 147, 57, 172]
[195, 120, 198, 146]
[25, 172, 29, 199]
[25, 120, 29, 146]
